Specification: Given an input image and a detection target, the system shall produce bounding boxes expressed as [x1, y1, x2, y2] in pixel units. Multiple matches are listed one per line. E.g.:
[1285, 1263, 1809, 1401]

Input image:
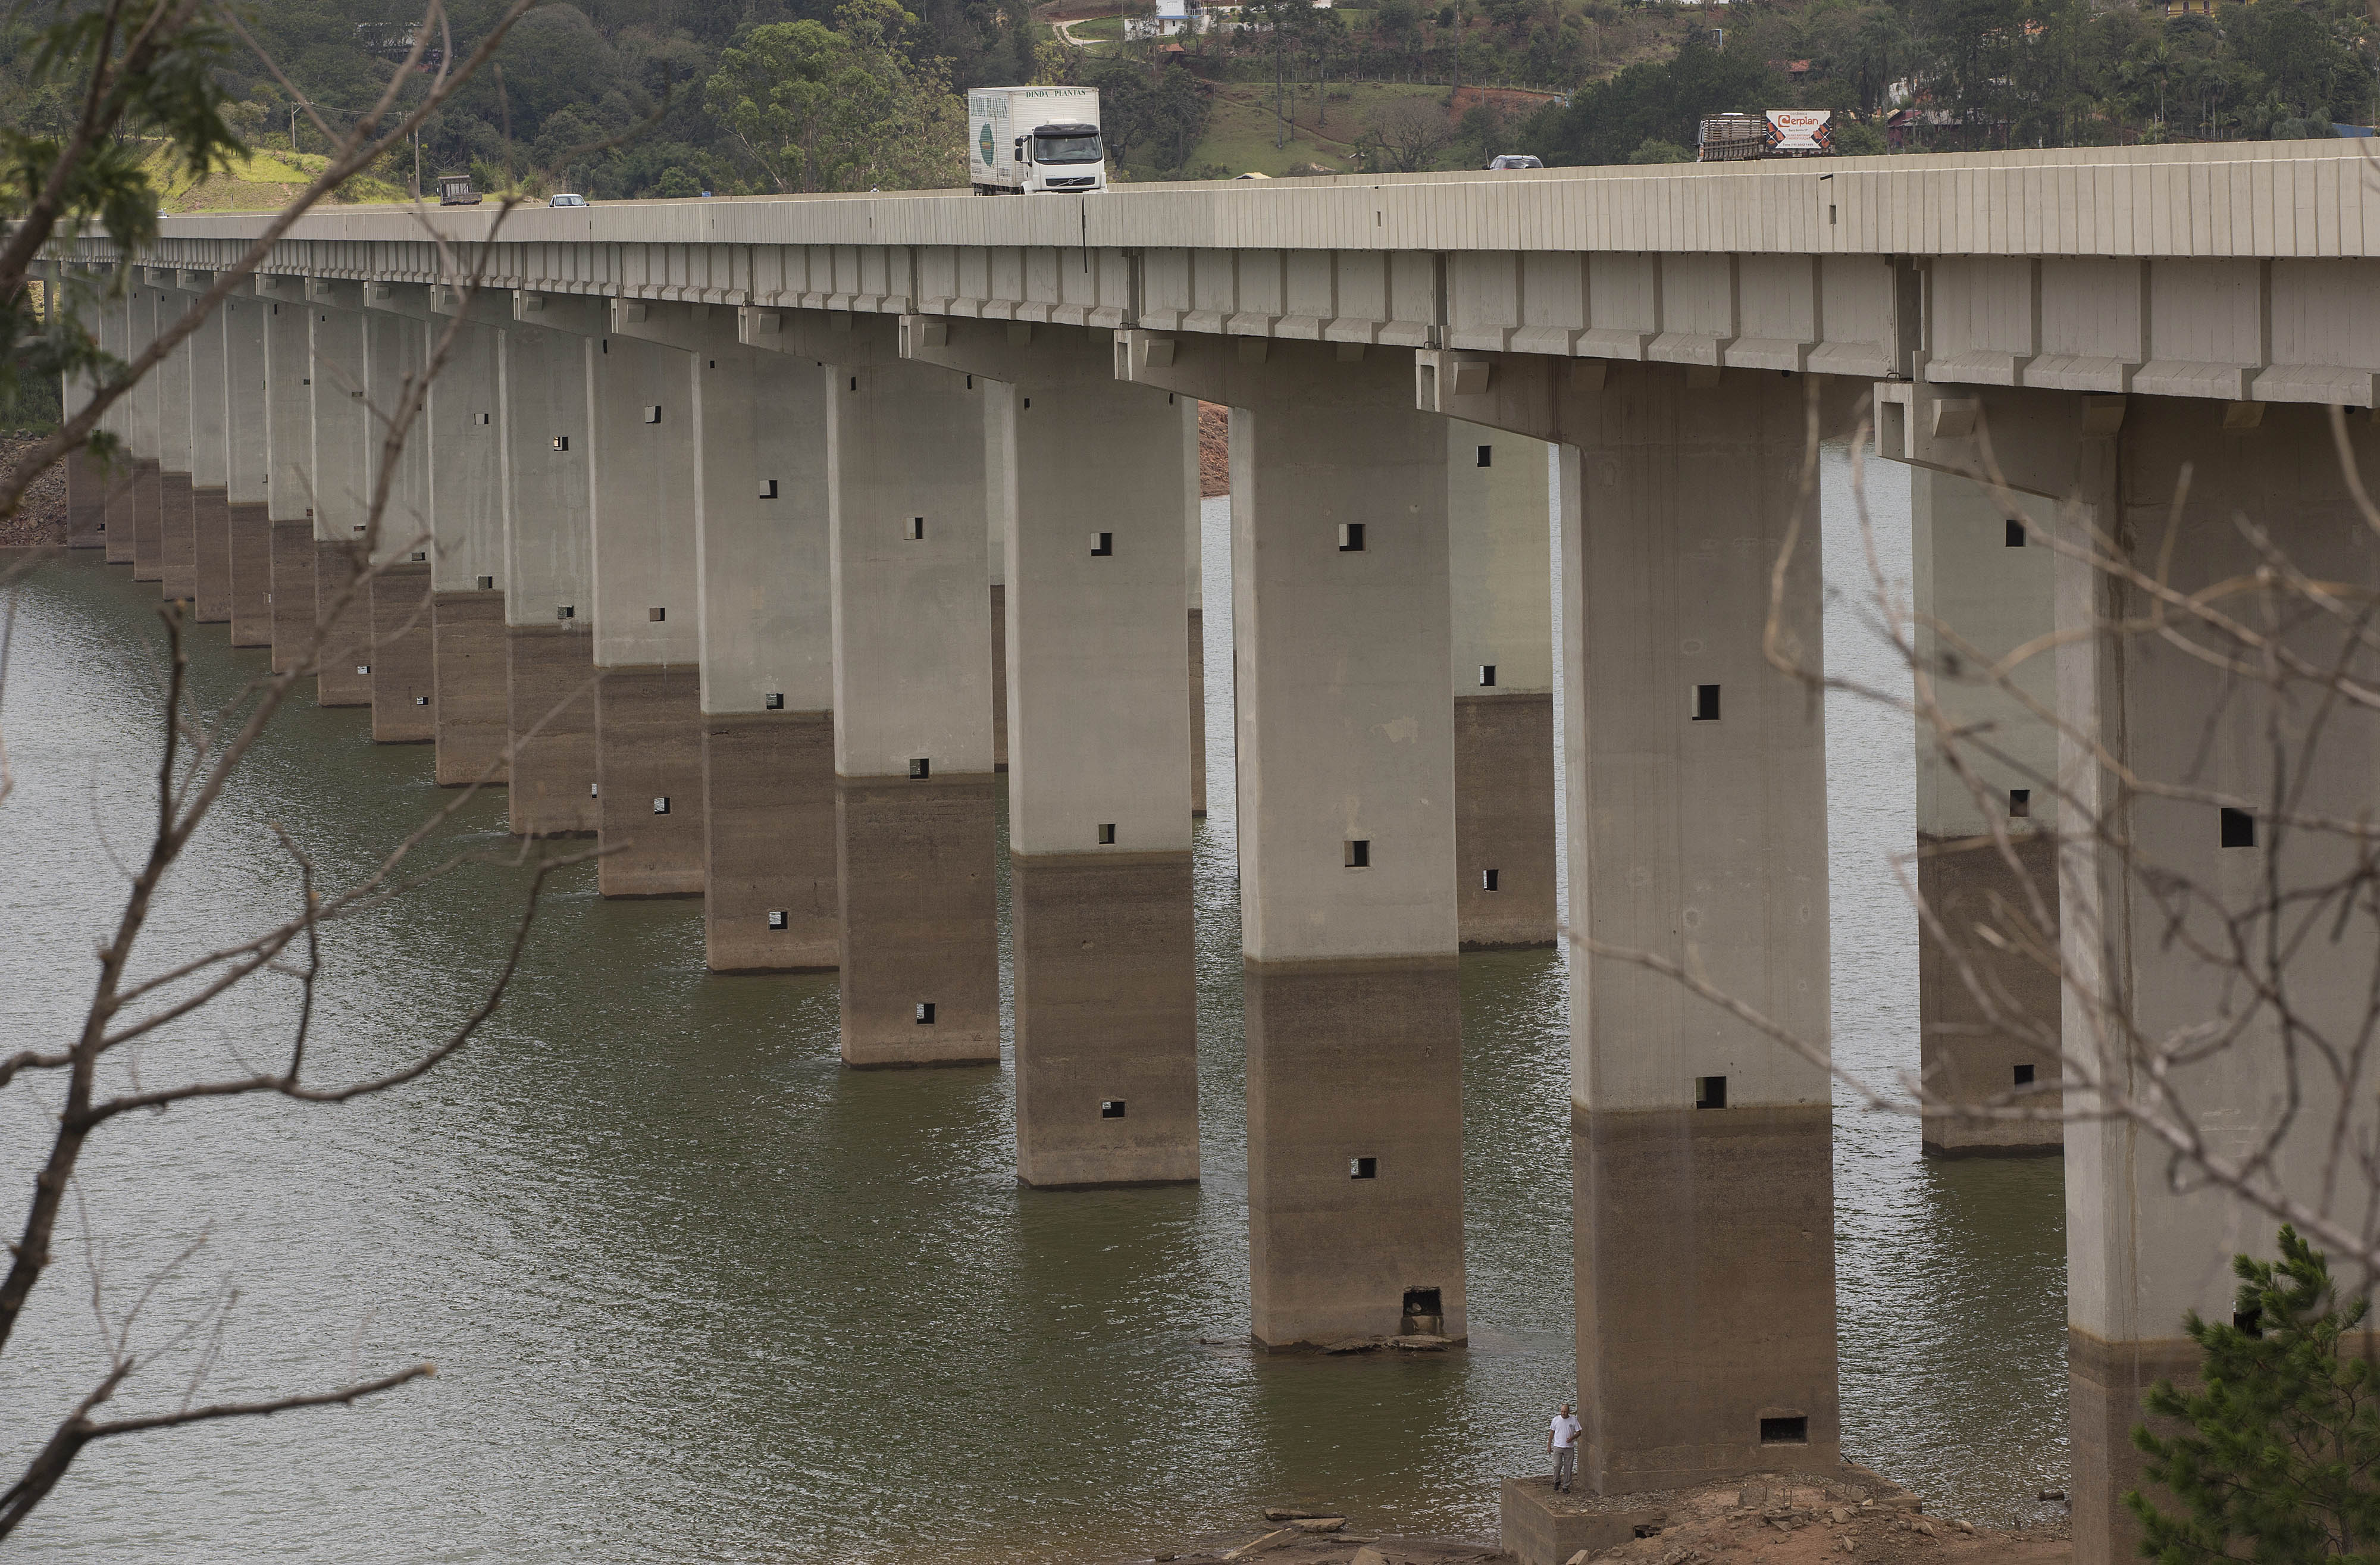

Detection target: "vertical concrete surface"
[950, 324, 1198, 1185]
[825, 337, 998, 1066]
[368, 563, 436, 742]
[2056, 401, 2380, 1565]
[1185, 396, 1207, 817]
[127, 287, 165, 580]
[223, 295, 273, 645]
[684, 321, 835, 969]
[1911, 467, 2062, 1156]
[364, 296, 435, 738]
[1447, 418, 1557, 948]
[153, 280, 199, 600]
[1561, 366, 1836, 1492]
[588, 326, 703, 894]
[259, 280, 316, 671]
[308, 284, 373, 706]
[426, 302, 510, 784]
[184, 274, 231, 623]
[500, 308, 598, 835]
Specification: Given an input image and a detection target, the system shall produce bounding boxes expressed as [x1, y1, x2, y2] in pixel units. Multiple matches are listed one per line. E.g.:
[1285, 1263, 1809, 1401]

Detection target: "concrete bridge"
[45, 137, 2380, 1564]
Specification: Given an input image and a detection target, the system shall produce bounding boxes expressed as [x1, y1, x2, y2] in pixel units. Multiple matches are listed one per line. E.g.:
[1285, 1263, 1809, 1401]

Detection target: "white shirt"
[1551, 1414, 1582, 1449]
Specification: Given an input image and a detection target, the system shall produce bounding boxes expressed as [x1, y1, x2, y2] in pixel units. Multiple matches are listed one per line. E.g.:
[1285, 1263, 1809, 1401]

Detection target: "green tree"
[2128, 1226, 2380, 1565]
[705, 0, 965, 192]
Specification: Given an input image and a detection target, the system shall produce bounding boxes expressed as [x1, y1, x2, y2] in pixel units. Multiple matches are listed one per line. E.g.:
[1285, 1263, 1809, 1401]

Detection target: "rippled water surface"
[0, 456, 2063, 1562]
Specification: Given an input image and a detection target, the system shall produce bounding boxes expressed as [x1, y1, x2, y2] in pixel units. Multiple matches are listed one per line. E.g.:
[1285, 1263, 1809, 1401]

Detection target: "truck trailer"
[968, 86, 1107, 194]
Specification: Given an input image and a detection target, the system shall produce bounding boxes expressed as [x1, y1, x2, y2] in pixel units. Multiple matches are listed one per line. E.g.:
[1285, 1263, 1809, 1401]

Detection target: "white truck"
[968, 86, 1107, 194]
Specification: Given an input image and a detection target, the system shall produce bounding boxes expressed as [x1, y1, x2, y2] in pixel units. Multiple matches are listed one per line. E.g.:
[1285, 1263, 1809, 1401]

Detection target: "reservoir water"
[0, 448, 2068, 1561]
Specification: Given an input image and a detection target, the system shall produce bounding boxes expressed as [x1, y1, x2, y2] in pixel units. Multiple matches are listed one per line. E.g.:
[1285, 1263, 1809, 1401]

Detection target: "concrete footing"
[1455, 691, 1557, 947]
[368, 562, 436, 742]
[268, 522, 316, 674]
[835, 775, 1001, 1068]
[702, 710, 837, 972]
[1573, 1103, 1839, 1491]
[505, 624, 599, 835]
[1918, 833, 2062, 1156]
[314, 542, 372, 706]
[192, 487, 231, 622]
[1246, 957, 1467, 1347]
[1499, 1479, 1669, 1565]
[431, 590, 509, 785]
[1012, 851, 1199, 1186]
[2068, 1330, 2193, 1565]
[65, 450, 108, 547]
[159, 471, 195, 596]
[593, 665, 704, 896]
[229, 503, 272, 646]
[130, 459, 162, 579]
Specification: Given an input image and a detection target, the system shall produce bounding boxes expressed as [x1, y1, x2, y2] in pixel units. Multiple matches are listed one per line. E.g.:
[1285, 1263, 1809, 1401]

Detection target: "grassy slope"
[1136, 78, 1556, 178]
[145, 143, 409, 212]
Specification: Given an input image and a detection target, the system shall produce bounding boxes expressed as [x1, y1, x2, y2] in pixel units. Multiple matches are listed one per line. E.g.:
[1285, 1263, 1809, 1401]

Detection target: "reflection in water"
[0, 465, 2062, 1563]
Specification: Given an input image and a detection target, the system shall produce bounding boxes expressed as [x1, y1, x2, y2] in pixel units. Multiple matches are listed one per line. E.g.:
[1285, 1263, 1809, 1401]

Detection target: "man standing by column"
[1549, 1404, 1582, 1493]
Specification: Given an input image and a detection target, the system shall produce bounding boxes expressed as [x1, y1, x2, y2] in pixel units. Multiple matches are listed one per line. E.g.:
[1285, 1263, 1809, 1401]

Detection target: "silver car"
[1486, 154, 1544, 170]
[549, 193, 588, 208]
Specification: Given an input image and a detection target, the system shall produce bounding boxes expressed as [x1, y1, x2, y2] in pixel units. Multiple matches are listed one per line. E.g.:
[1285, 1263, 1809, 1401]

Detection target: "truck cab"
[1015, 122, 1105, 192]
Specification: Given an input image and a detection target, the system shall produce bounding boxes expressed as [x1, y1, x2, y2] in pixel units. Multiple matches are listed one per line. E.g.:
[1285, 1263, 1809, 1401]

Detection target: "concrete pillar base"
[159, 471, 195, 597]
[1013, 851, 1199, 1187]
[368, 562, 436, 742]
[130, 459, 162, 579]
[702, 710, 837, 972]
[2069, 1331, 2194, 1565]
[431, 591, 509, 786]
[991, 583, 1009, 772]
[192, 486, 231, 622]
[1189, 608, 1207, 817]
[1573, 1103, 1839, 1493]
[505, 624, 599, 836]
[1455, 691, 1557, 948]
[1919, 832, 2062, 1157]
[835, 775, 1000, 1068]
[1247, 957, 1465, 1348]
[65, 450, 107, 547]
[229, 503, 272, 646]
[594, 665, 704, 896]
[268, 522, 317, 674]
[103, 465, 138, 564]
[314, 542, 372, 707]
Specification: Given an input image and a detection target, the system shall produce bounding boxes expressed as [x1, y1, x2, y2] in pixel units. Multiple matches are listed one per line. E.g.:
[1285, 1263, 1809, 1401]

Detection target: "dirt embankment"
[0, 438, 68, 549]
[1200, 402, 1229, 497]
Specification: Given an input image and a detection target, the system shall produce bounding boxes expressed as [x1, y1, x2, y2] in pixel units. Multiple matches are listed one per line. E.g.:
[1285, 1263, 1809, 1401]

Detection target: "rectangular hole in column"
[1344, 839, 1370, 868]
[850, 377, 859, 391]
[590, 782, 599, 797]
[915, 1001, 936, 1024]
[2221, 807, 2256, 848]
[2006, 518, 2027, 547]
[1482, 868, 1499, 892]
[768, 910, 788, 930]
[476, 412, 491, 426]
[1091, 531, 1113, 556]
[557, 605, 575, 619]
[2009, 788, 2031, 818]
[641, 405, 662, 424]
[553, 435, 569, 451]
[1401, 1287, 1442, 1333]
[1101, 1100, 1126, 1118]
[1479, 663, 1496, 687]
[1097, 824, 1116, 844]
[476, 574, 493, 590]
[414, 696, 428, 706]
[647, 606, 665, 622]
[409, 551, 426, 562]
[1476, 444, 1492, 468]
[1349, 1157, 1378, 1179]
[1337, 522, 1366, 552]
[356, 664, 371, 675]
[904, 516, 925, 540]
[1695, 1074, 1727, 1109]
[765, 693, 784, 710]
[909, 758, 931, 780]
[761, 479, 779, 499]
[2013, 1063, 2036, 1085]
[652, 796, 671, 815]
[1760, 1416, 1809, 1445]
[1692, 684, 1721, 722]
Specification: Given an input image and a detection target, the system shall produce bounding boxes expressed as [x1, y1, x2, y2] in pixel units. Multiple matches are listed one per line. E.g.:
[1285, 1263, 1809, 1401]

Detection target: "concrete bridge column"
[125, 283, 163, 580]
[744, 307, 998, 1066]
[149, 274, 198, 601]
[500, 293, 600, 837]
[178, 272, 232, 625]
[362, 286, 436, 743]
[1119, 330, 1464, 1345]
[607, 305, 839, 969]
[306, 279, 374, 707]
[1910, 467, 2063, 1156]
[1447, 419, 1557, 949]
[1186, 409, 1207, 818]
[588, 314, 703, 896]
[906, 319, 1200, 1185]
[258, 277, 317, 672]
[423, 287, 510, 785]
[221, 293, 273, 647]
[96, 276, 137, 565]
[1423, 354, 1839, 1486]
[56, 266, 108, 550]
